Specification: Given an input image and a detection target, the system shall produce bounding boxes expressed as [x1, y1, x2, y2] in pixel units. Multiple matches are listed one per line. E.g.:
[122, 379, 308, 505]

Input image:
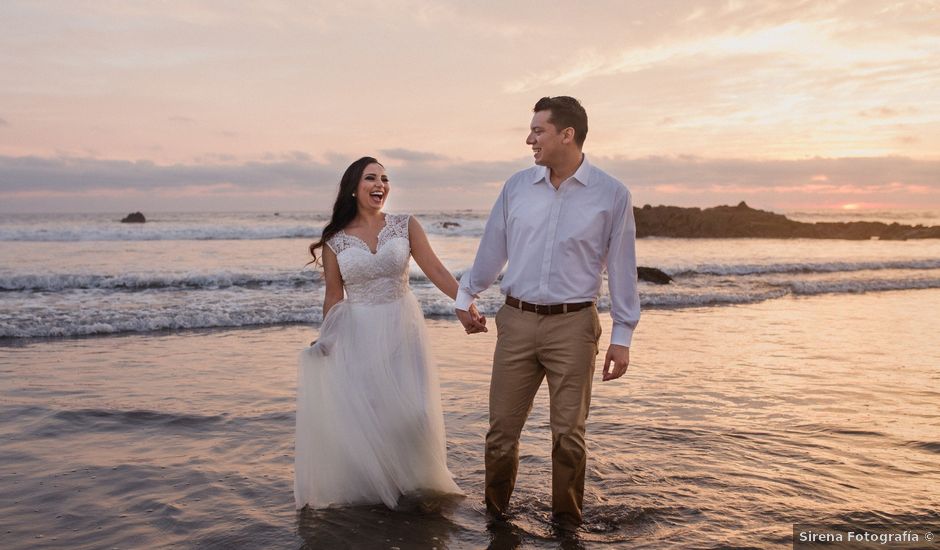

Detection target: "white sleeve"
[456, 183, 509, 310]
[606, 188, 640, 346]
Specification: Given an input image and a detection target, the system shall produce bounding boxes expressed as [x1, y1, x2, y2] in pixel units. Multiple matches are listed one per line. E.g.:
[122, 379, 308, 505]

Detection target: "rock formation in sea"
[637, 267, 673, 285]
[120, 212, 146, 223]
[634, 202, 940, 240]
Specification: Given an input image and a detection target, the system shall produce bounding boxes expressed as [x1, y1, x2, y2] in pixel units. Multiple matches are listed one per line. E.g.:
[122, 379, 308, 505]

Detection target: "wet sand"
[1, 290, 939, 548]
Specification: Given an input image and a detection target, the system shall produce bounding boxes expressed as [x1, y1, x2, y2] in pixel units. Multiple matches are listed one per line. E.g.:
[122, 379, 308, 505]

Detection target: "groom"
[456, 96, 640, 525]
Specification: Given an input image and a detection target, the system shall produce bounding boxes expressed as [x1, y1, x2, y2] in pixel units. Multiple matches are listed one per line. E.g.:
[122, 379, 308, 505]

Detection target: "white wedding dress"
[294, 213, 462, 509]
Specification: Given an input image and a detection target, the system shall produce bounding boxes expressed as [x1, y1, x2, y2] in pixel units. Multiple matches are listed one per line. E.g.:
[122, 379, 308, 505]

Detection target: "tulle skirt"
[294, 292, 462, 509]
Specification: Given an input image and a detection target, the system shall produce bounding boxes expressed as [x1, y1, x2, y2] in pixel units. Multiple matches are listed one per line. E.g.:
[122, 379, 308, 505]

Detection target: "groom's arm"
[603, 186, 640, 381]
[456, 184, 509, 313]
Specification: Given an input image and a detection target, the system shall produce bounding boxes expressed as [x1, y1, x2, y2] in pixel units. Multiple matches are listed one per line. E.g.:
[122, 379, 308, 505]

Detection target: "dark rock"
[638, 266, 672, 284]
[634, 203, 940, 240]
[442, 221, 461, 229]
[120, 212, 146, 223]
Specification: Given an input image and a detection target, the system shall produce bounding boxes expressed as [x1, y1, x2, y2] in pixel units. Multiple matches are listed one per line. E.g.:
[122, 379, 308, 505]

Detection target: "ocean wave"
[30, 408, 294, 435]
[671, 259, 940, 277]
[0, 269, 476, 292]
[0, 224, 321, 242]
[4, 274, 940, 338]
[0, 224, 488, 242]
[636, 288, 792, 308]
[11, 261, 938, 293]
[904, 441, 940, 455]
[0, 215, 489, 242]
[783, 277, 940, 295]
[0, 304, 321, 338]
[45, 409, 226, 433]
[0, 271, 320, 292]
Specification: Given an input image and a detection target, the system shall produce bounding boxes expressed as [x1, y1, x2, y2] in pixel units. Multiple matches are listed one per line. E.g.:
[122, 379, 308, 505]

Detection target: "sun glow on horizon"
[833, 202, 898, 211]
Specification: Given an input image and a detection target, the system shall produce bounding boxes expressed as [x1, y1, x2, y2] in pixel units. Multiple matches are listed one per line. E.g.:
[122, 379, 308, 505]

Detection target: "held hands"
[456, 304, 488, 334]
[602, 344, 630, 381]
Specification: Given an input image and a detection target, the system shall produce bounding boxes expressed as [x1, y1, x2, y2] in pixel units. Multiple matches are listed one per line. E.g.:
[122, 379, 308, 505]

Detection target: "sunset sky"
[1, 1, 938, 213]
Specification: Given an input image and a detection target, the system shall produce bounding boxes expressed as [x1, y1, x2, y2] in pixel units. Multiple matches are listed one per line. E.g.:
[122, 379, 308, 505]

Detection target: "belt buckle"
[535, 304, 546, 315]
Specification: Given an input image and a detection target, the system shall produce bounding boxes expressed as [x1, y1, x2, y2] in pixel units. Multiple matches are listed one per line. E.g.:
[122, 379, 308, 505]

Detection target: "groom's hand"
[457, 305, 487, 334]
[602, 344, 630, 381]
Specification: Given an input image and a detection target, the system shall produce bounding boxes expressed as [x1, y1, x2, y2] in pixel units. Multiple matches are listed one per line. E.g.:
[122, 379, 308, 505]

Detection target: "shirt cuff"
[610, 324, 634, 348]
[455, 289, 476, 311]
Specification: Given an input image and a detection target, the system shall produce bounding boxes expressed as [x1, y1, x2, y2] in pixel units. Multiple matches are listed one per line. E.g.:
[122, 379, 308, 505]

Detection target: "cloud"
[379, 148, 447, 163]
[502, 20, 828, 93]
[0, 151, 522, 195]
[2, 152, 938, 212]
[858, 107, 895, 118]
[0, 154, 341, 193]
[597, 155, 940, 189]
[592, 155, 940, 209]
[2, 1, 937, 166]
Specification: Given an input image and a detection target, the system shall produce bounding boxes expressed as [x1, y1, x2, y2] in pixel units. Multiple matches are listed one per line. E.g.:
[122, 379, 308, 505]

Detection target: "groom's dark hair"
[534, 96, 588, 148]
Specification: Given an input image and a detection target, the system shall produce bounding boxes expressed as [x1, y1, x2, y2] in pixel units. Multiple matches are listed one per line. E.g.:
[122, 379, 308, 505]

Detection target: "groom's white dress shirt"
[456, 155, 640, 347]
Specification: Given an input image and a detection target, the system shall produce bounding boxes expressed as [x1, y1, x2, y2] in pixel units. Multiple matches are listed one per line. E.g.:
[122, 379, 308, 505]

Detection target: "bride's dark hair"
[308, 156, 382, 265]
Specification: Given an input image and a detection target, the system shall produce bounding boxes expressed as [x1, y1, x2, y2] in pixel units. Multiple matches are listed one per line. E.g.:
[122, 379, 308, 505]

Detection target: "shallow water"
[2, 289, 938, 548]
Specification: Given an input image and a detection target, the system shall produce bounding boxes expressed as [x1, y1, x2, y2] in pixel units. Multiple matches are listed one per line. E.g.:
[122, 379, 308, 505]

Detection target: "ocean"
[2, 210, 940, 338]
[1, 210, 939, 548]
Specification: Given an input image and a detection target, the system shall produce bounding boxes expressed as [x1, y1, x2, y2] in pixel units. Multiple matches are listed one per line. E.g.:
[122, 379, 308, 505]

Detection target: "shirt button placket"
[538, 184, 563, 303]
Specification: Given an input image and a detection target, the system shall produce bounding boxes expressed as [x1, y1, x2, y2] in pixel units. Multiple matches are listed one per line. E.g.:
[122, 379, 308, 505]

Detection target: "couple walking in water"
[294, 96, 640, 527]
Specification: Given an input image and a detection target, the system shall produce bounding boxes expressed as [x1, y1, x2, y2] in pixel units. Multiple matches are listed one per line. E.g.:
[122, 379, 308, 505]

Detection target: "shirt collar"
[530, 154, 593, 187]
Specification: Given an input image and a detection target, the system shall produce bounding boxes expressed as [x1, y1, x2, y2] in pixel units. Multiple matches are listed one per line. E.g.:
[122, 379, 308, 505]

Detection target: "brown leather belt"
[505, 296, 594, 315]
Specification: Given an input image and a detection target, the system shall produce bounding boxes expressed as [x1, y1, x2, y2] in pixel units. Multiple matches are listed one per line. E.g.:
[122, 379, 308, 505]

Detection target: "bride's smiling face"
[355, 163, 389, 213]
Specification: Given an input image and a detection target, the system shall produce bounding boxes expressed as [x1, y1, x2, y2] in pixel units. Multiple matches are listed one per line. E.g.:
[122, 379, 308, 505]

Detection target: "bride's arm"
[321, 245, 344, 317]
[409, 216, 486, 330]
[409, 216, 458, 299]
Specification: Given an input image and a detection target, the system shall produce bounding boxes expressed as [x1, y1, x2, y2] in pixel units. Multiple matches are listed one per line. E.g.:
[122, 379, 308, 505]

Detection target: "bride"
[295, 156, 486, 510]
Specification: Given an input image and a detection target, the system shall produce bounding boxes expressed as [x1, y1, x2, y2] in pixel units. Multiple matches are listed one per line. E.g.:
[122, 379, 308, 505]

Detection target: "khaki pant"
[485, 303, 601, 523]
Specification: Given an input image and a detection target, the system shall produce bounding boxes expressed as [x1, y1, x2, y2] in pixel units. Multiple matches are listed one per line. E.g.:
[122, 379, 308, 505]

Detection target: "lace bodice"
[327, 214, 411, 304]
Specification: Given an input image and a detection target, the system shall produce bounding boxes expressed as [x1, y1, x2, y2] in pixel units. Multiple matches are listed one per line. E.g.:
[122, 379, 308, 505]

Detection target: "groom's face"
[526, 109, 565, 167]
